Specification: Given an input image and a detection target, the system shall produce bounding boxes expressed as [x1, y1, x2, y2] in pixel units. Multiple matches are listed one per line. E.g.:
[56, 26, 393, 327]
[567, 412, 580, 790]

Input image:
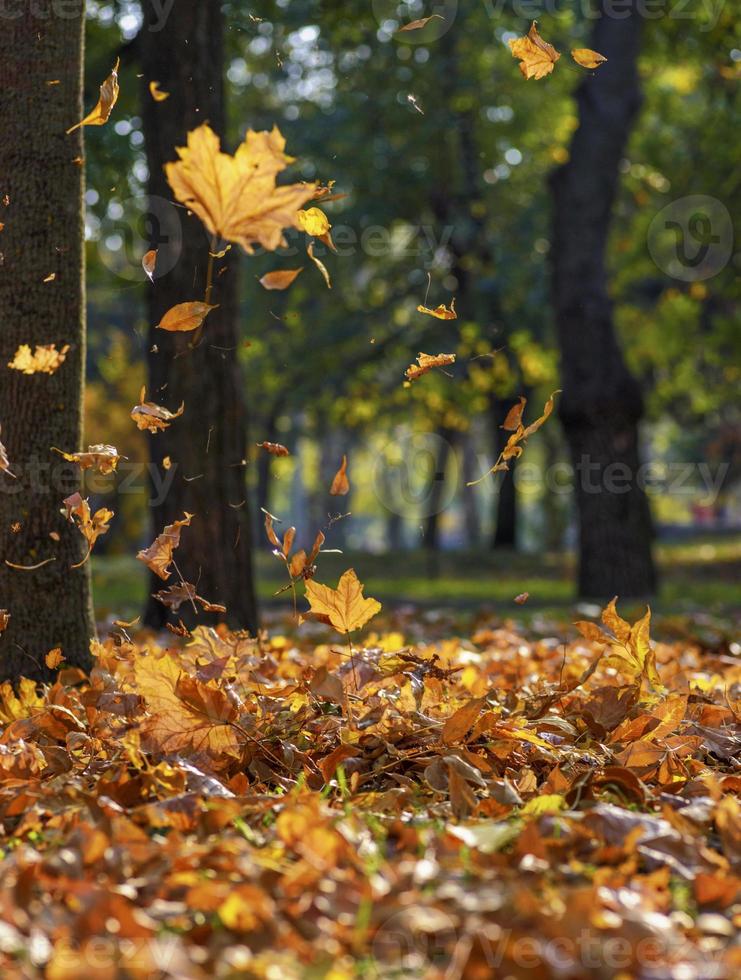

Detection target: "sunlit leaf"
[509, 22, 560, 80]
[67, 57, 120, 133]
[157, 301, 218, 333]
[305, 568, 381, 634]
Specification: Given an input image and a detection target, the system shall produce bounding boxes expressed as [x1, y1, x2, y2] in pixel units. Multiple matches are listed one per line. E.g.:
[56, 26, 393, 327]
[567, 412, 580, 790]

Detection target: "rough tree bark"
[550, 1, 657, 598]
[139, 0, 258, 630]
[0, 5, 94, 682]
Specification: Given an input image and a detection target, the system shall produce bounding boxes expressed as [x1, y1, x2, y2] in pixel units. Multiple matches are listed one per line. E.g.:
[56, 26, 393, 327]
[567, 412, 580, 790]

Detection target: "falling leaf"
[149, 80, 170, 101]
[0, 429, 16, 479]
[398, 15, 444, 32]
[509, 22, 560, 80]
[259, 268, 303, 291]
[137, 513, 193, 581]
[153, 582, 225, 614]
[514, 592, 530, 605]
[571, 48, 608, 69]
[62, 492, 114, 567]
[329, 455, 349, 496]
[297, 207, 330, 238]
[257, 441, 290, 457]
[468, 391, 559, 484]
[405, 352, 456, 382]
[157, 301, 218, 333]
[0, 610, 9, 634]
[51, 445, 123, 475]
[8, 343, 70, 375]
[43, 272, 56, 283]
[45, 648, 65, 669]
[307, 241, 331, 288]
[131, 387, 184, 433]
[305, 568, 381, 634]
[165, 123, 316, 254]
[417, 298, 456, 320]
[142, 249, 157, 281]
[163, 456, 172, 470]
[67, 57, 120, 133]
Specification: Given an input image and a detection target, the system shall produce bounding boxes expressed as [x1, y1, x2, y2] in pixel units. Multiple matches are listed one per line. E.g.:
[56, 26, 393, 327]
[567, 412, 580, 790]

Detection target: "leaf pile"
[0, 603, 738, 977]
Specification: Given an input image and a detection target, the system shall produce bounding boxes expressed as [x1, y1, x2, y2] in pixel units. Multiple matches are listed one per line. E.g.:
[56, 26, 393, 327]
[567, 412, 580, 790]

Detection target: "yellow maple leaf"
[305, 568, 381, 634]
[8, 343, 70, 375]
[165, 123, 316, 254]
[67, 58, 120, 133]
[509, 22, 560, 80]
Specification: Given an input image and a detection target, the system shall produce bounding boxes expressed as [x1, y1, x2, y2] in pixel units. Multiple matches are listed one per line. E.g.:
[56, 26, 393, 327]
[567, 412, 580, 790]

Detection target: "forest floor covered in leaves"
[0, 599, 739, 978]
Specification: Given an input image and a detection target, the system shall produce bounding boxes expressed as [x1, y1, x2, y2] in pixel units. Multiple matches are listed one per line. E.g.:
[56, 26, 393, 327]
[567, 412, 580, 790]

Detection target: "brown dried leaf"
[329, 455, 349, 496]
[131, 387, 184, 433]
[157, 301, 218, 333]
[51, 444, 123, 475]
[67, 58, 120, 133]
[405, 351, 456, 382]
[137, 513, 193, 581]
[259, 268, 303, 291]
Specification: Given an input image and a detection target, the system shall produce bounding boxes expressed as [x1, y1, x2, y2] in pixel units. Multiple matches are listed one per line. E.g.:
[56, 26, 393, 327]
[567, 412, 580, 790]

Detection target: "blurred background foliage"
[81, 1, 739, 615]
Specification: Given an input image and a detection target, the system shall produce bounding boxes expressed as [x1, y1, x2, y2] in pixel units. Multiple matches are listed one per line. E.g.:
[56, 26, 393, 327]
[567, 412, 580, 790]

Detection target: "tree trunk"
[550, 1, 657, 598]
[139, 0, 257, 630]
[0, 7, 94, 682]
[490, 397, 518, 549]
[422, 428, 454, 552]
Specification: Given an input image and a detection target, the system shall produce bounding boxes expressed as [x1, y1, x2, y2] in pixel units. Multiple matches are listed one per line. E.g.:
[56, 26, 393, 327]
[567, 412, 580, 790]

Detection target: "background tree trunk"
[490, 397, 518, 549]
[550, 1, 657, 598]
[0, 6, 94, 682]
[139, 0, 257, 630]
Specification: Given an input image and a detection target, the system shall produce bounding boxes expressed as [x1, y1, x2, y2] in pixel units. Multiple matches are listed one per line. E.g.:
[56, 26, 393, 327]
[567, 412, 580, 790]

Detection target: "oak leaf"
[305, 568, 381, 634]
[8, 343, 70, 375]
[67, 58, 120, 133]
[509, 22, 560, 80]
[157, 301, 218, 333]
[137, 512, 193, 581]
[165, 123, 316, 253]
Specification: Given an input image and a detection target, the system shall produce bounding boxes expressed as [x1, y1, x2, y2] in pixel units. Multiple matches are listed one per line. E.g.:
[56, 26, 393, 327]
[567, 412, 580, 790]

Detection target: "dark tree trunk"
[550, 1, 657, 598]
[0, 7, 94, 682]
[460, 432, 481, 548]
[490, 397, 518, 549]
[422, 428, 454, 552]
[139, 0, 257, 630]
